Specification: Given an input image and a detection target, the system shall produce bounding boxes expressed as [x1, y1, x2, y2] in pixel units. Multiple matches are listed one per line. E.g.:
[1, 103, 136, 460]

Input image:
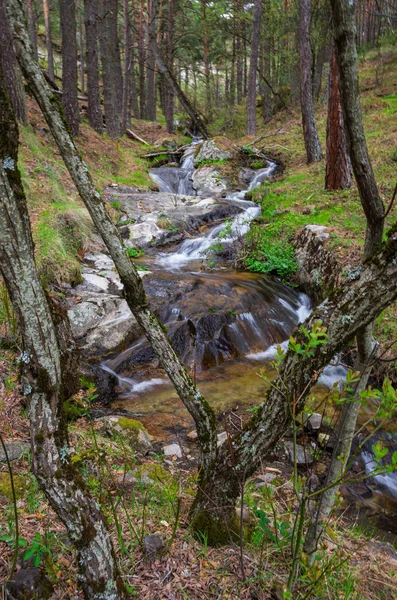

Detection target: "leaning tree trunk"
[42, 0, 55, 82]
[6, 0, 217, 473]
[0, 0, 27, 124]
[0, 65, 127, 600]
[60, 0, 79, 136]
[98, 0, 123, 137]
[299, 0, 322, 163]
[246, 0, 262, 135]
[304, 0, 386, 563]
[84, 0, 103, 134]
[325, 49, 352, 190]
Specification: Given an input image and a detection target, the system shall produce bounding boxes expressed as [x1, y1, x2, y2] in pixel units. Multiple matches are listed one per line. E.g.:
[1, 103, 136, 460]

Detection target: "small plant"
[110, 200, 121, 210]
[126, 247, 144, 258]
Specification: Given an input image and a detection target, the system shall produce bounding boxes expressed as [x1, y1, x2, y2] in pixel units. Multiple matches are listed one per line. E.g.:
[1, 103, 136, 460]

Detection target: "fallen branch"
[126, 128, 150, 145]
[245, 127, 285, 147]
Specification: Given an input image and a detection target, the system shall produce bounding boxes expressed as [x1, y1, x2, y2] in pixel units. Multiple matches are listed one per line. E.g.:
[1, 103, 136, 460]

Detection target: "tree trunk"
[60, 0, 79, 136]
[137, 0, 146, 118]
[201, 0, 212, 120]
[7, 0, 216, 472]
[235, 0, 243, 104]
[0, 0, 27, 123]
[84, 0, 103, 134]
[165, 0, 175, 133]
[146, 0, 157, 121]
[122, 0, 131, 130]
[26, 0, 38, 59]
[246, 0, 262, 135]
[299, 0, 322, 163]
[98, 0, 123, 137]
[78, 0, 85, 96]
[325, 50, 352, 190]
[129, 5, 140, 120]
[0, 63, 127, 600]
[42, 0, 55, 82]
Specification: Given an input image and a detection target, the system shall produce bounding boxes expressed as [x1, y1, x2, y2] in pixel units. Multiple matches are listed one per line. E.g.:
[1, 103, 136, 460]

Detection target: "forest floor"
[1, 40, 397, 600]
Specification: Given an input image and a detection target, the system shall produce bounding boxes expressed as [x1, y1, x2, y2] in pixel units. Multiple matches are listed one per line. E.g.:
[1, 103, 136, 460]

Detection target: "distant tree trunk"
[84, 0, 103, 133]
[325, 50, 351, 190]
[0, 59, 128, 600]
[129, 8, 140, 119]
[0, 0, 27, 123]
[262, 0, 272, 121]
[235, 0, 243, 104]
[246, 0, 262, 135]
[165, 0, 175, 133]
[229, 35, 236, 106]
[78, 0, 85, 96]
[201, 0, 212, 120]
[122, 0, 131, 130]
[98, 0, 123, 137]
[26, 0, 38, 59]
[299, 0, 322, 162]
[146, 0, 157, 121]
[42, 0, 55, 82]
[60, 0, 79, 136]
[137, 0, 146, 118]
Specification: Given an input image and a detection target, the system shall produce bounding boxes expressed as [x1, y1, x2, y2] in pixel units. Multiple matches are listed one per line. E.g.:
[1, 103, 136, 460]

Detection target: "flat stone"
[194, 140, 231, 164]
[284, 441, 314, 465]
[305, 224, 329, 241]
[81, 273, 110, 292]
[163, 443, 183, 458]
[0, 441, 30, 463]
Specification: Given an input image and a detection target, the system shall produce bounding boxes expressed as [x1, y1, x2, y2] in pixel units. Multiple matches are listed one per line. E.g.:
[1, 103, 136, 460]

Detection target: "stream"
[95, 141, 397, 533]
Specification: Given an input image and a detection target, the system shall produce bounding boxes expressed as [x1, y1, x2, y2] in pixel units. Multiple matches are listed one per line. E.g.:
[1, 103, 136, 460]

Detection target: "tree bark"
[165, 0, 175, 133]
[0, 0, 27, 124]
[122, 0, 131, 130]
[98, 0, 123, 137]
[235, 0, 243, 104]
[146, 0, 157, 121]
[42, 0, 55, 82]
[246, 0, 262, 135]
[325, 50, 352, 190]
[0, 63, 127, 600]
[84, 0, 103, 134]
[7, 0, 216, 474]
[26, 0, 38, 60]
[299, 0, 322, 163]
[60, 0, 80, 136]
[78, 0, 85, 96]
[201, 0, 212, 120]
[137, 0, 146, 118]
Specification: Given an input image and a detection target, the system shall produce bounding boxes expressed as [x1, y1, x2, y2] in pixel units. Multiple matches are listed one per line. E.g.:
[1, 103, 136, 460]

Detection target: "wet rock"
[99, 416, 152, 454]
[7, 568, 53, 600]
[192, 165, 227, 198]
[163, 443, 183, 458]
[143, 535, 164, 564]
[125, 221, 168, 249]
[194, 140, 231, 164]
[81, 273, 110, 293]
[0, 441, 30, 463]
[294, 225, 341, 304]
[284, 441, 315, 465]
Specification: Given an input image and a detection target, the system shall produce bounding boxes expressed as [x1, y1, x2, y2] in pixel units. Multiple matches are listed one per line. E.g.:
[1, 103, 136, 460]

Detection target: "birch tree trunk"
[6, 0, 217, 474]
[246, 0, 262, 135]
[0, 66, 127, 600]
[299, 0, 322, 162]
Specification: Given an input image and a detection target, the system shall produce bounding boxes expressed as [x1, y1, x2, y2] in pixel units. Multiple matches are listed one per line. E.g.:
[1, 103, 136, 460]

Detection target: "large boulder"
[192, 165, 227, 198]
[194, 140, 231, 164]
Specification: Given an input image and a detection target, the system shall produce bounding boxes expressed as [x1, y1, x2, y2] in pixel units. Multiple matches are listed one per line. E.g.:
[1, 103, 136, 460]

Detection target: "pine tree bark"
[42, 0, 55, 82]
[246, 0, 262, 135]
[137, 0, 146, 118]
[0, 62, 127, 600]
[84, 0, 103, 133]
[0, 0, 27, 123]
[201, 0, 212, 120]
[78, 0, 85, 96]
[165, 0, 175, 133]
[299, 0, 322, 163]
[26, 0, 38, 59]
[122, 0, 131, 130]
[7, 0, 216, 473]
[235, 0, 243, 105]
[98, 0, 123, 137]
[325, 50, 352, 190]
[60, 0, 79, 136]
[128, 3, 140, 119]
[146, 0, 157, 121]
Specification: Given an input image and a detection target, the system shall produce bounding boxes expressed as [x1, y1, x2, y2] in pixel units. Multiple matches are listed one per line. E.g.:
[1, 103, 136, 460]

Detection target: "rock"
[194, 140, 231, 164]
[125, 221, 166, 249]
[0, 473, 30, 500]
[81, 273, 110, 292]
[163, 443, 183, 458]
[235, 506, 251, 523]
[0, 441, 30, 463]
[284, 441, 315, 466]
[294, 225, 341, 304]
[82, 299, 140, 356]
[143, 535, 164, 564]
[304, 413, 322, 431]
[192, 165, 227, 198]
[217, 431, 228, 446]
[367, 541, 397, 562]
[7, 568, 53, 600]
[117, 464, 171, 487]
[254, 472, 279, 488]
[186, 430, 198, 441]
[99, 416, 152, 454]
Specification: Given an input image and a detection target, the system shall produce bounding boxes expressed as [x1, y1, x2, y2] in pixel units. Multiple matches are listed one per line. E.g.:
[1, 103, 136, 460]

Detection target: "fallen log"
[126, 128, 150, 145]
